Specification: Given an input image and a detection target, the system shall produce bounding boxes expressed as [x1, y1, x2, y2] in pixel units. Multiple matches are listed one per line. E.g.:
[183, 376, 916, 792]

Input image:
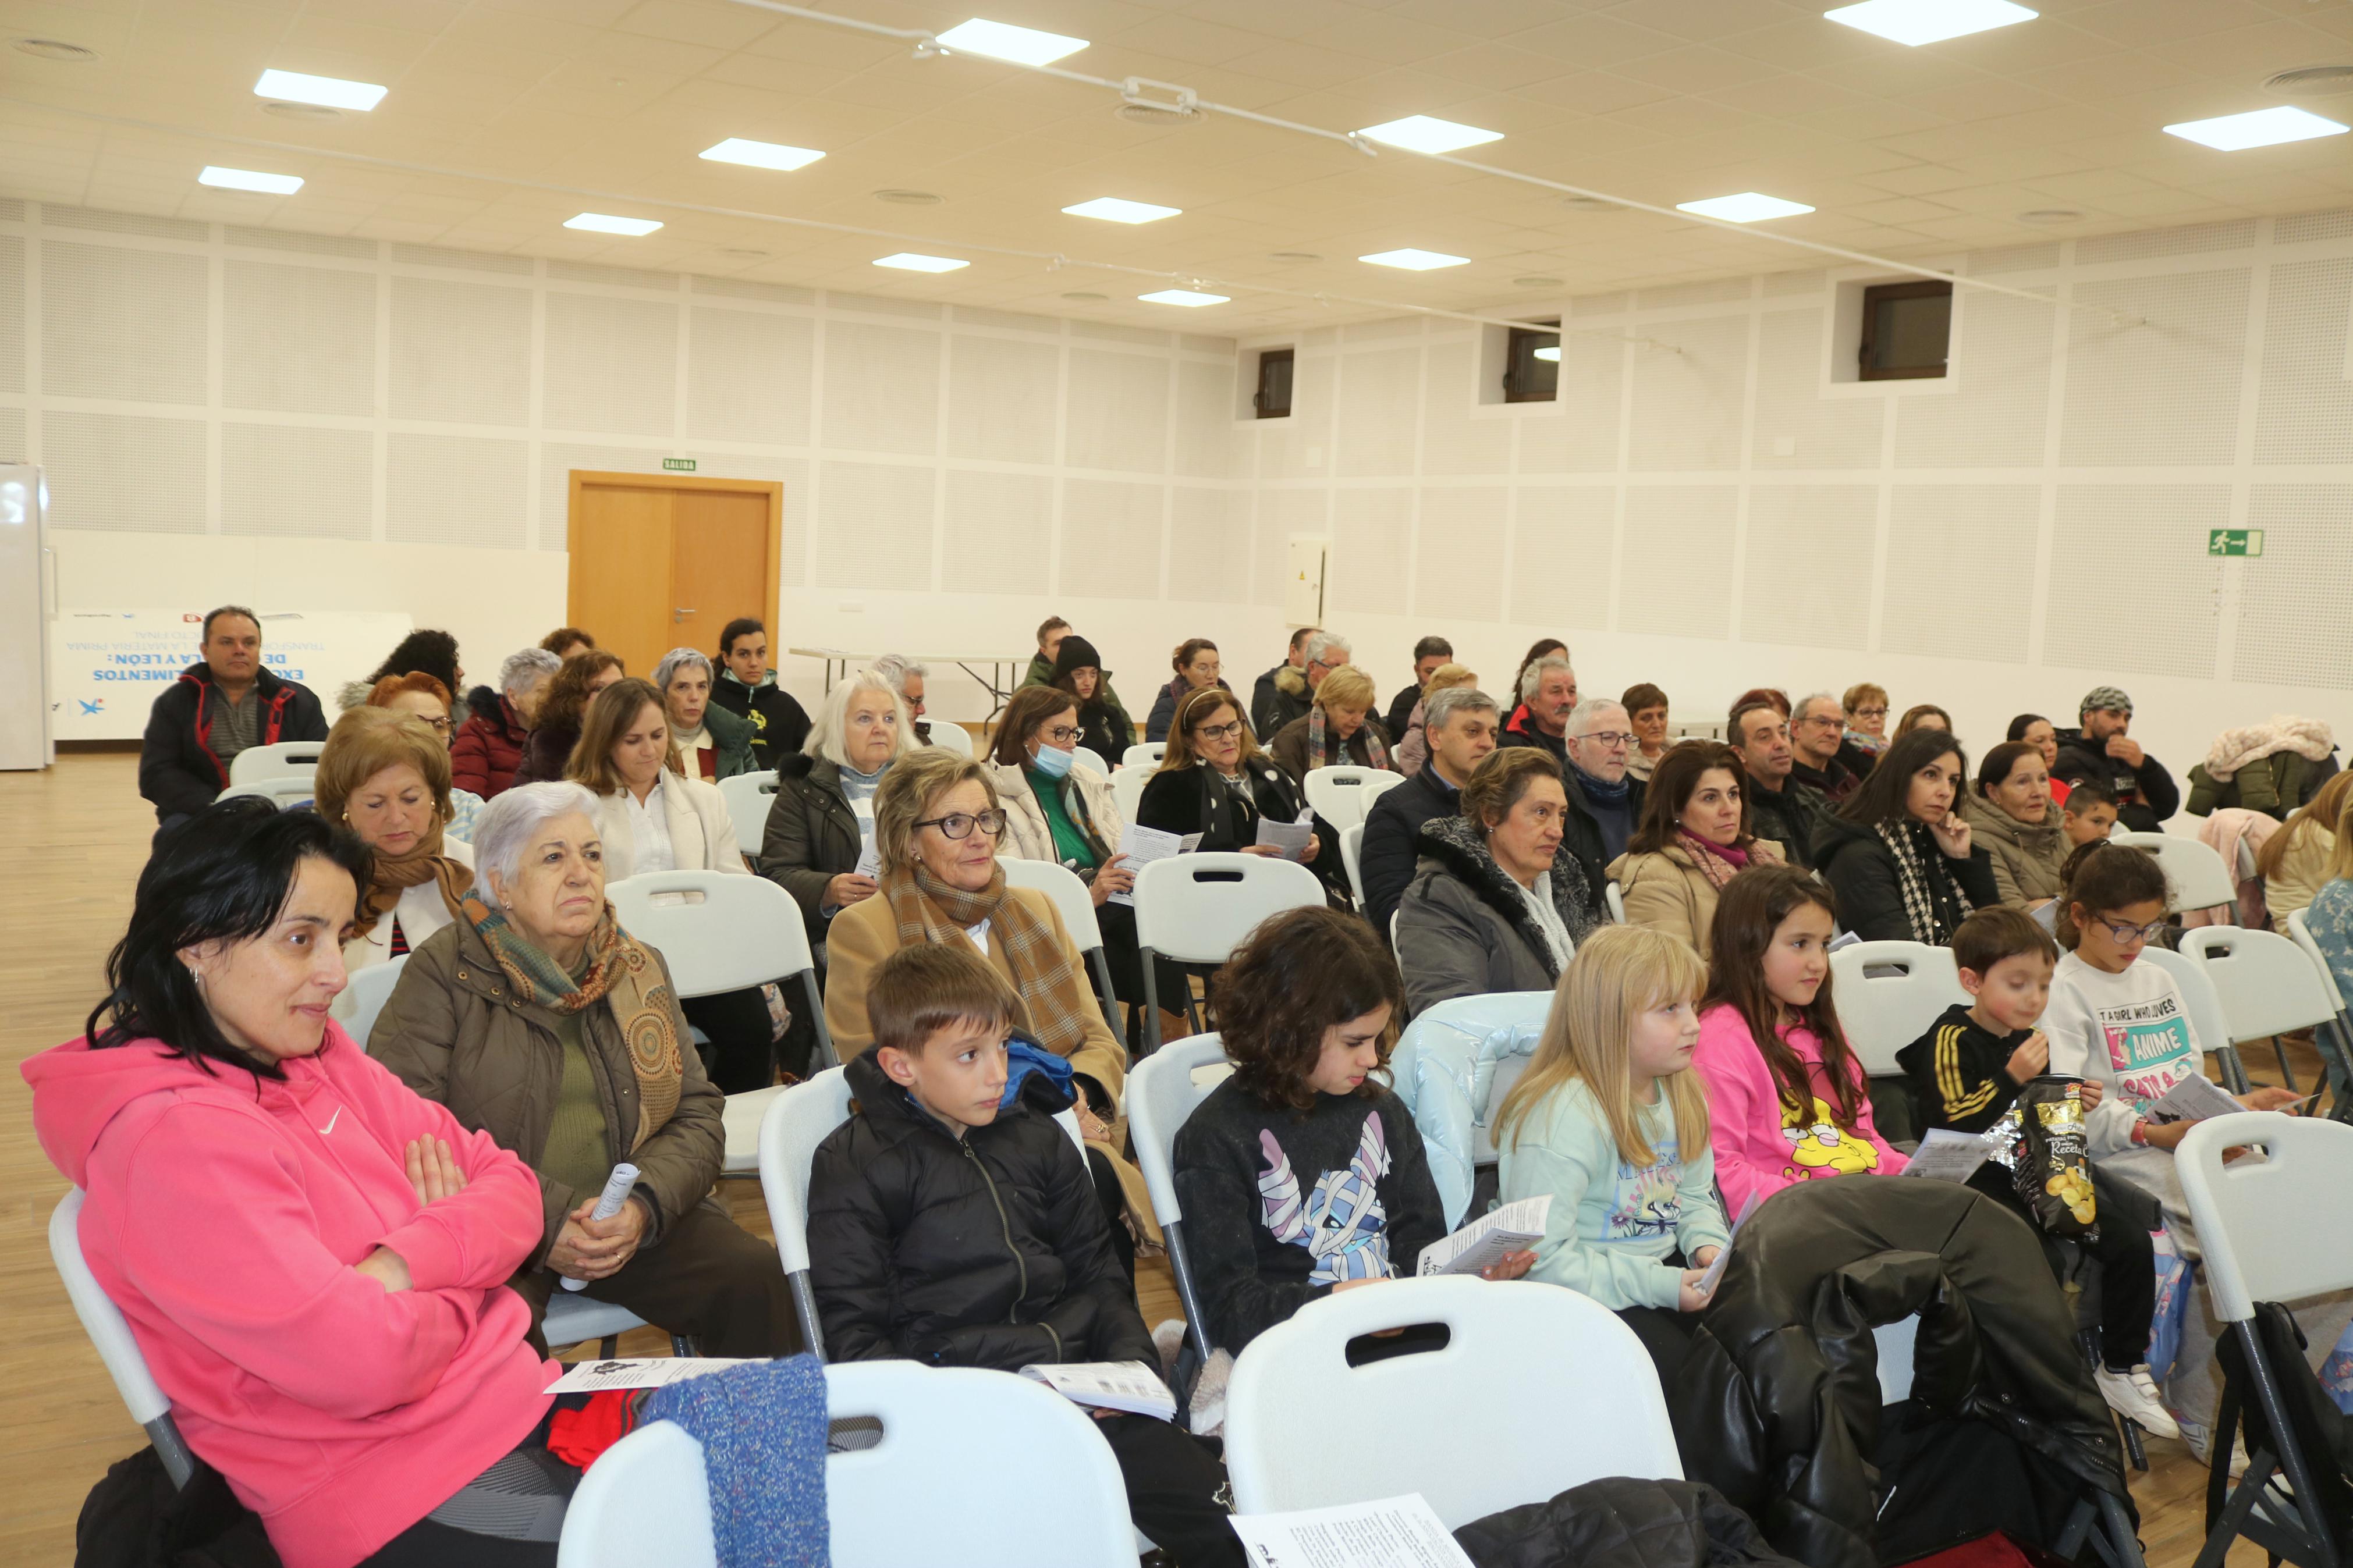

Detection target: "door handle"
[674, 607, 694, 622]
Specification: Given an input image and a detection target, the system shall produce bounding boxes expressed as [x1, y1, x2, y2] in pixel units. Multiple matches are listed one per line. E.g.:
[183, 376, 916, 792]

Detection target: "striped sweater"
[1896, 1002, 2030, 1135]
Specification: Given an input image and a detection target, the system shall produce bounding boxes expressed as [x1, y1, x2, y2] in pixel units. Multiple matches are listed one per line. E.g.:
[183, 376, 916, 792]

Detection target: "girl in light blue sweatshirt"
[1495, 924, 1731, 1390]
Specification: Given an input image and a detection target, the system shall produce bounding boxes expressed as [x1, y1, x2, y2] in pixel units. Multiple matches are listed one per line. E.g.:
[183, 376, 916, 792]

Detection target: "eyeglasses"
[1852, 706, 1889, 720]
[1195, 721, 1245, 741]
[1797, 714, 1843, 729]
[916, 809, 1008, 841]
[1037, 724, 1081, 744]
[2096, 915, 2170, 945]
[414, 716, 450, 734]
[1576, 730, 1634, 748]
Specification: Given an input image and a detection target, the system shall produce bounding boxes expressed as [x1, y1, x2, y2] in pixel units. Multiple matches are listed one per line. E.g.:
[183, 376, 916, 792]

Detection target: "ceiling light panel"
[2162, 106, 2348, 151]
[565, 212, 663, 236]
[1676, 192, 1815, 222]
[935, 18, 1088, 67]
[199, 166, 301, 195]
[1359, 248, 1470, 270]
[1822, 0, 2037, 47]
[253, 68, 385, 111]
[875, 253, 968, 272]
[701, 138, 825, 172]
[1355, 115, 1504, 154]
[1062, 197, 1181, 223]
[1138, 289, 1227, 306]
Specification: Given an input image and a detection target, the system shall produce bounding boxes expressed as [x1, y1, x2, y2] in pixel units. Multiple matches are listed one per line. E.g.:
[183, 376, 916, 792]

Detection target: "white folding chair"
[1303, 765, 1406, 834]
[2178, 1112, 2353, 1567]
[2114, 831, 2238, 919]
[228, 739, 325, 785]
[1339, 822, 1367, 905]
[215, 776, 317, 809]
[1073, 744, 1109, 777]
[715, 769, 779, 859]
[1606, 880, 1627, 925]
[757, 1067, 855, 1357]
[1123, 742, 1165, 769]
[339, 954, 407, 1044]
[2178, 926, 2344, 1096]
[1134, 853, 1323, 1053]
[1109, 765, 1149, 826]
[1829, 940, 1970, 1078]
[1125, 1034, 1233, 1396]
[558, 1361, 1136, 1568]
[2139, 946, 2248, 1096]
[1001, 857, 1120, 1030]
[2285, 910, 2353, 1121]
[543, 1291, 691, 1359]
[49, 1190, 198, 1488]
[1386, 991, 1551, 1226]
[1224, 1275, 1680, 1527]
[926, 721, 975, 757]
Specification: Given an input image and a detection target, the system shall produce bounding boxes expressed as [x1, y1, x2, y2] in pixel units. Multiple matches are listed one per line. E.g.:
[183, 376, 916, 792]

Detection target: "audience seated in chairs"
[1362, 686, 1499, 941]
[2260, 769, 2353, 923]
[757, 668, 915, 951]
[1396, 748, 1597, 1016]
[567, 678, 775, 1096]
[2008, 713, 2065, 803]
[1258, 630, 1349, 741]
[1556, 696, 1645, 913]
[1249, 625, 1315, 740]
[1812, 727, 1999, 945]
[345, 628, 464, 716]
[371, 781, 800, 1360]
[1384, 635, 1453, 746]
[1049, 637, 1135, 764]
[1145, 637, 1229, 744]
[1266, 662, 1392, 784]
[1173, 907, 1529, 1361]
[1506, 638, 1567, 722]
[1139, 686, 1333, 890]
[806, 943, 1241, 1567]
[869, 653, 934, 747]
[650, 648, 755, 782]
[315, 708, 475, 1008]
[25, 800, 574, 1567]
[1788, 691, 1862, 803]
[139, 603, 329, 831]
[709, 617, 812, 770]
[1393, 662, 1478, 779]
[510, 649, 623, 787]
[1496, 653, 1577, 771]
[1841, 681, 1890, 770]
[364, 673, 484, 838]
[2051, 685, 2179, 833]
[1963, 739, 2069, 910]
[2060, 780, 2120, 849]
[1623, 681, 1670, 783]
[453, 647, 560, 800]
[1608, 741, 1785, 962]
[1730, 699, 1828, 872]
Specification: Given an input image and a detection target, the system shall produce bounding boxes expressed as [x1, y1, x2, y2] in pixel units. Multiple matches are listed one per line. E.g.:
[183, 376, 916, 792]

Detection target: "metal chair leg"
[2268, 1036, 2299, 1094]
[1141, 946, 1164, 1057]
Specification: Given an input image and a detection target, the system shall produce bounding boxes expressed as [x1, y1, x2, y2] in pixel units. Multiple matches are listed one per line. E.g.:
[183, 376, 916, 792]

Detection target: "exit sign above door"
[2207, 528, 2263, 558]
[662, 457, 697, 472]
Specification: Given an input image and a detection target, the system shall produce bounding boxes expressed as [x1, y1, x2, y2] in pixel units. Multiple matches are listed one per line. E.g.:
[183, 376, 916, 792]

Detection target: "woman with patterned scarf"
[1609, 741, 1786, 961]
[1266, 663, 1394, 785]
[822, 748, 1158, 1274]
[316, 707, 477, 1017]
[1811, 728, 2000, 946]
[370, 781, 799, 1357]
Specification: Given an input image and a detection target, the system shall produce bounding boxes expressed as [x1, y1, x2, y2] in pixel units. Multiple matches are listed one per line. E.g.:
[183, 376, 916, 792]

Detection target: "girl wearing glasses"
[1139, 686, 1332, 886]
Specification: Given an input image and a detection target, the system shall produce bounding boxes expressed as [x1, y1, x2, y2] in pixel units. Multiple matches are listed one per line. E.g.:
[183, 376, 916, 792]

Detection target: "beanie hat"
[2080, 685, 2132, 718]
[1053, 635, 1103, 682]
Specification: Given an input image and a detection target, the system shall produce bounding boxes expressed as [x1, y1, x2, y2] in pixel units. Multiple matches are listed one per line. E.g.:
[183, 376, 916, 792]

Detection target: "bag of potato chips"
[2014, 1075, 2097, 1238]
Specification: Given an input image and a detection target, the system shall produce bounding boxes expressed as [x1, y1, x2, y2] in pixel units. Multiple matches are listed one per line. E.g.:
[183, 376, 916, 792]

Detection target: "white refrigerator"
[0, 464, 54, 770]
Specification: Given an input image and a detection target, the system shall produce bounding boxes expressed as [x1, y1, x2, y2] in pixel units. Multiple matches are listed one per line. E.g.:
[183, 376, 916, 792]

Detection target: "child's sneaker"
[2096, 1364, 2181, 1440]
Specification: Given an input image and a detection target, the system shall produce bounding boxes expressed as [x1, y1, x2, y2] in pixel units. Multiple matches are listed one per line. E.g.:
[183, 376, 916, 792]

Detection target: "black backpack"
[74, 1446, 279, 1568]
[2205, 1302, 2353, 1564]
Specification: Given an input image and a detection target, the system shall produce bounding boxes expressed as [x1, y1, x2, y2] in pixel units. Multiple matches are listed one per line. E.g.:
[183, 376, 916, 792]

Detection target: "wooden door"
[566, 472, 783, 680]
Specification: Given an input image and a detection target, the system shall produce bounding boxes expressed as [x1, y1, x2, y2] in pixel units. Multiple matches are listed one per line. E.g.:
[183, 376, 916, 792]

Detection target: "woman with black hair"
[23, 800, 571, 1567]
[343, 628, 464, 714]
[1050, 634, 1137, 765]
[1810, 726, 2000, 945]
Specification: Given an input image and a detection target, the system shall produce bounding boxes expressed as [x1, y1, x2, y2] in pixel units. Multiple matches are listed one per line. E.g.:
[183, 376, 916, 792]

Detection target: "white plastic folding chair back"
[2136, 947, 2242, 1090]
[1073, 744, 1109, 777]
[559, 1361, 1135, 1568]
[1123, 742, 1165, 768]
[1606, 881, 1627, 925]
[606, 871, 832, 1071]
[1126, 1034, 1231, 1362]
[340, 955, 407, 1046]
[1339, 823, 1367, 905]
[715, 770, 778, 858]
[542, 1291, 657, 1353]
[926, 721, 975, 757]
[2177, 1113, 2353, 1324]
[2113, 831, 2237, 917]
[1133, 853, 1324, 965]
[757, 1068, 854, 1354]
[1109, 765, 1149, 826]
[2177, 926, 2340, 1041]
[1303, 765, 1405, 833]
[1828, 941, 1970, 1078]
[49, 1190, 198, 1488]
[1001, 857, 1119, 1029]
[228, 739, 325, 784]
[215, 776, 317, 809]
[1225, 1276, 1680, 1527]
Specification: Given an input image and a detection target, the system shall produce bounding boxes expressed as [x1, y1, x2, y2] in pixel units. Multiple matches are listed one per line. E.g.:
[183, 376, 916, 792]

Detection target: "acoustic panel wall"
[222, 423, 371, 541]
[1328, 487, 1412, 617]
[0, 236, 23, 396]
[2235, 486, 2353, 689]
[1510, 485, 1614, 633]
[388, 433, 530, 551]
[2060, 270, 2250, 468]
[44, 411, 205, 532]
[391, 274, 533, 426]
[943, 468, 1051, 598]
[2252, 258, 2353, 467]
[817, 460, 936, 589]
[1880, 485, 2042, 666]
[542, 291, 679, 438]
[821, 319, 940, 457]
[1621, 487, 1737, 639]
[222, 259, 377, 417]
[1064, 348, 1169, 475]
[1058, 477, 1165, 602]
[1167, 486, 1251, 606]
[687, 306, 813, 448]
[945, 333, 1059, 466]
[42, 240, 207, 403]
[2045, 485, 2226, 681]
[1334, 347, 1421, 479]
[1743, 485, 1876, 651]
[1627, 317, 1747, 472]
[1415, 487, 1507, 622]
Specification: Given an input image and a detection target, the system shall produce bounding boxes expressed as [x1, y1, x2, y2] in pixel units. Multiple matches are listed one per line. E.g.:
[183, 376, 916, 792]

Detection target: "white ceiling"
[2, 0, 2351, 331]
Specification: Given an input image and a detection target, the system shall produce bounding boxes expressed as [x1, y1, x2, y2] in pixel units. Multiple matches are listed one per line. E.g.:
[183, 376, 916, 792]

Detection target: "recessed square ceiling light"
[1359, 248, 1470, 271]
[875, 253, 969, 272]
[1822, 0, 2036, 47]
[1138, 289, 1227, 307]
[1355, 115, 1504, 155]
[1676, 192, 1815, 222]
[565, 213, 663, 236]
[2163, 105, 2349, 151]
[198, 166, 303, 195]
[253, 68, 386, 111]
[1062, 197, 1181, 223]
[935, 18, 1088, 66]
[701, 138, 825, 172]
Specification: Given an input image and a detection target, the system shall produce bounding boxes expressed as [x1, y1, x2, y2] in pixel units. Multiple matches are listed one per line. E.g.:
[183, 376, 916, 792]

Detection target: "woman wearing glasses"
[1139, 685, 1335, 888]
[366, 672, 488, 839]
[1840, 682, 1890, 771]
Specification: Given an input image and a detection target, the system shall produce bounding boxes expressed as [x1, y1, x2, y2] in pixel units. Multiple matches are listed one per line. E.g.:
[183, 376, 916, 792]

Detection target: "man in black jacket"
[1789, 691, 1861, 802]
[2051, 685, 2178, 833]
[1732, 699, 1829, 871]
[710, 617, 811, 768]
[1362, 686, 1497, 940]
[1255, 628, 1347, 741]
[138, 605, 329, 828]
[1249, 625, 1315, 741]
[807, 947, 1240, 1566]
[1382, 635, 1452, 744]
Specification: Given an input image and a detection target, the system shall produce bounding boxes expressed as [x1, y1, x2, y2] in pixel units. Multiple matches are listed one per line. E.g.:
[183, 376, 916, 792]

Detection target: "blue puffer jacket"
[1384, 990, 1553, 1228]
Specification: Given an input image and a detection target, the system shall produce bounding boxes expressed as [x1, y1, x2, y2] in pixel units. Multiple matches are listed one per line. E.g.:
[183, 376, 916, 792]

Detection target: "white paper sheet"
[1692, 1189, 1763, 1298]
[1255, 816, 1314, 862]
[1229, 1494, 1477, 1568]
[1108, 824, 1187, 906]
[1901, 1127, 1995, 1183]
[2152, 1072, 2245, 1123]
[1415, 1194, 1550, 1278]
[1018, 1360, 1176, 1420]
[544, 1357, 760, 1394]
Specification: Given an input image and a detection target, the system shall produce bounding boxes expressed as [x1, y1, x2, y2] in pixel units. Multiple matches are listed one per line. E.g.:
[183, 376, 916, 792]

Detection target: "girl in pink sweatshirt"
[25, 802, 562, 1568]
[1691, 864, 1906, 1215]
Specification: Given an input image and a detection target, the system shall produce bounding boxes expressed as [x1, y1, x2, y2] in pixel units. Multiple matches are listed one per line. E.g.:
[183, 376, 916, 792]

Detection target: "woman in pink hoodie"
[26, 801, 566, 1568]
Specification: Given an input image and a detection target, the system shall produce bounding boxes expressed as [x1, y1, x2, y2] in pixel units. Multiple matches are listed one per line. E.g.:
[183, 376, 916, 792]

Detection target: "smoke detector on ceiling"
[2016, 208, 2087, 226]
[262, 101, 341, 120]
[872, 189, 943, 206]
[2264, 65, 2353, 95]
[13, 37, 98, 61]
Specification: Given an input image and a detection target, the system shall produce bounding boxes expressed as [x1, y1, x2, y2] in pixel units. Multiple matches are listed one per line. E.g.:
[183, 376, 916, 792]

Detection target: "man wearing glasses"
[1555, 696, 1645, 926]
[1732, 699, 1830, 872]
[2052, 687, 2179, 834]
[1788, 692, 1862, 803]
[1258, 629, 1350, 739]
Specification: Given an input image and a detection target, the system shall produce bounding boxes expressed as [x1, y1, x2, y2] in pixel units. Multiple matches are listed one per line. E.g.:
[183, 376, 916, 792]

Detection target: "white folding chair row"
[1109, 764, 1150, 827]
[1135, 853, 1323, 1053]
[2173, 925, 2344, 1095]
[2113, 831, 2238, 919]
[341, 953, 407, 1047]
[1124, 1034, 1233, 1399]
[1827, 940, 1970, 1079]
[2285, 909, 2353, 1116]
[228, 739, 325, 785]
[1123, 741, 1165, 768]
[1339, 822, 1367, 905]
[925, 720, 975, 757]
[558, 1360, 1137, 1568]
[544, 1291, 691, 1360]
[1301, 764, 1405, 834]
[715, 769, 779, 859]
[1073, 744, 1109, 777]
[215, 776, 318, 809]
[1605, 880, 1627, 925]
[2138, 947, 2252, 1096]
[1001, 856, 1121, 1032]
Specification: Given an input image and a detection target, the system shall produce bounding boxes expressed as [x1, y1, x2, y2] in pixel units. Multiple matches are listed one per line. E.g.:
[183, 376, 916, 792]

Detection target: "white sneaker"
[2096, 1364, 2182, 1441]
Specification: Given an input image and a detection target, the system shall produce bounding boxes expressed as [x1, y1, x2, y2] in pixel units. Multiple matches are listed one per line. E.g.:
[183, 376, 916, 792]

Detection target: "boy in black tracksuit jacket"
[807, 947, 1240, 1567]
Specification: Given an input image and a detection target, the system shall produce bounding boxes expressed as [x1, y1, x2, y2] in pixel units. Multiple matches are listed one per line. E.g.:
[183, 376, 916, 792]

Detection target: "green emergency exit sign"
[662, 457, 697, 472]
[2208, 528, 2262, 558]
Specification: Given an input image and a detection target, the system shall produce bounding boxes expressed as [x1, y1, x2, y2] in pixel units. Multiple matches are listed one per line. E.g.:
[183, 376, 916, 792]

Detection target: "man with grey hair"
[453, 645, 561, 798]
[869, 653, 931, 745]
[1561, 696, 1646, 872]
[1261, 628, 1351, 738]
[1360, 685, 1499, 940]
[1497, 655, 1578, 770]
[1788, 690, 1862, 803]
[651, 645, 755, 780]
[1251, 625, 1317, 738]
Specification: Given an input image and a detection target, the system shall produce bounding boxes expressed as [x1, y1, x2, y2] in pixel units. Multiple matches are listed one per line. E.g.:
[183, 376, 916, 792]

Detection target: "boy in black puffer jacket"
[807, 945, 1241, 1567]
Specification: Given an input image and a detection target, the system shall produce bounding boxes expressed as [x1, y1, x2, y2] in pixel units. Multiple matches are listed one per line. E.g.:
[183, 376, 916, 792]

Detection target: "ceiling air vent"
[2265, 65, 2353, 95]
[872, 189, 943, 206]
[263, 101, 341, 120]
[13, 38, 98, 60]
[1115, 99, 1200, 126]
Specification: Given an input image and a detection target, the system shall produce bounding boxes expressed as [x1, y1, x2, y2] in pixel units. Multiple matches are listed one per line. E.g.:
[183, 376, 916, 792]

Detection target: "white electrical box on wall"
[1284, 536, 1328, 628]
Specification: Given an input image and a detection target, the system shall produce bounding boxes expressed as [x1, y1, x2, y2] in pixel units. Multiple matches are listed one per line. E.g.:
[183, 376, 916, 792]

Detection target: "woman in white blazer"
[567, 678, 773, 1092]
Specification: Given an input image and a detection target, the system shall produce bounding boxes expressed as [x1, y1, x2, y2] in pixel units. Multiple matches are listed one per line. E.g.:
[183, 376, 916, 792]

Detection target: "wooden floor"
[0, 753, 2285, 1565]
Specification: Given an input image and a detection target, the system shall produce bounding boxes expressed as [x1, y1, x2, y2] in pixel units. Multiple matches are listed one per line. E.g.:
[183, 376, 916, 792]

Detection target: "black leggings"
[360, 1421, 579, 1566]
[682, 986, 776, 1095]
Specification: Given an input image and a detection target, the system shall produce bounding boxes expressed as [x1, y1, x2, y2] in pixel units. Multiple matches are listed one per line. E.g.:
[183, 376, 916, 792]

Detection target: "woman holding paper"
[370, 781, 799, 1359]
[1138, 686, 1333, 881]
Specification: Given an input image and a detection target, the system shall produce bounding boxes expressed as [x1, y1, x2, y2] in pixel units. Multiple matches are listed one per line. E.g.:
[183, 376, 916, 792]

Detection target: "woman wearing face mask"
[315, 708, 475, 1010]
[1607, 742, 1784, 962]
[756, 670, 916, 953]
[1050, 635, 1136, 766]
[1812, 727, 2000, 945]
[1962, 740, 2070, 910]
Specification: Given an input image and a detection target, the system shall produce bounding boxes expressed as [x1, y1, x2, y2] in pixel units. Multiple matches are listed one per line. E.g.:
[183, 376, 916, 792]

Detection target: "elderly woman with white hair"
[757, 668, 917, 953]
[453, 646, 562, 799]
[371, 781, 800, 1356]
[651, 646, 754, 781]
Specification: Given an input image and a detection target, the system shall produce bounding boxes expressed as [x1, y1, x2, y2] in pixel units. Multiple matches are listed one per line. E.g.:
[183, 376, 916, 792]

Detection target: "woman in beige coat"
[1960, 740, 2071, 909]
[2261, 770, 2353, 922]
[1605, 741, 1783, 960]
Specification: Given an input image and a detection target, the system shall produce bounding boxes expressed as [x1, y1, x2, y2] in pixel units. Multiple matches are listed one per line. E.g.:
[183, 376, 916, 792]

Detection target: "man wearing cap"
[2051, 686, 2178, 833]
